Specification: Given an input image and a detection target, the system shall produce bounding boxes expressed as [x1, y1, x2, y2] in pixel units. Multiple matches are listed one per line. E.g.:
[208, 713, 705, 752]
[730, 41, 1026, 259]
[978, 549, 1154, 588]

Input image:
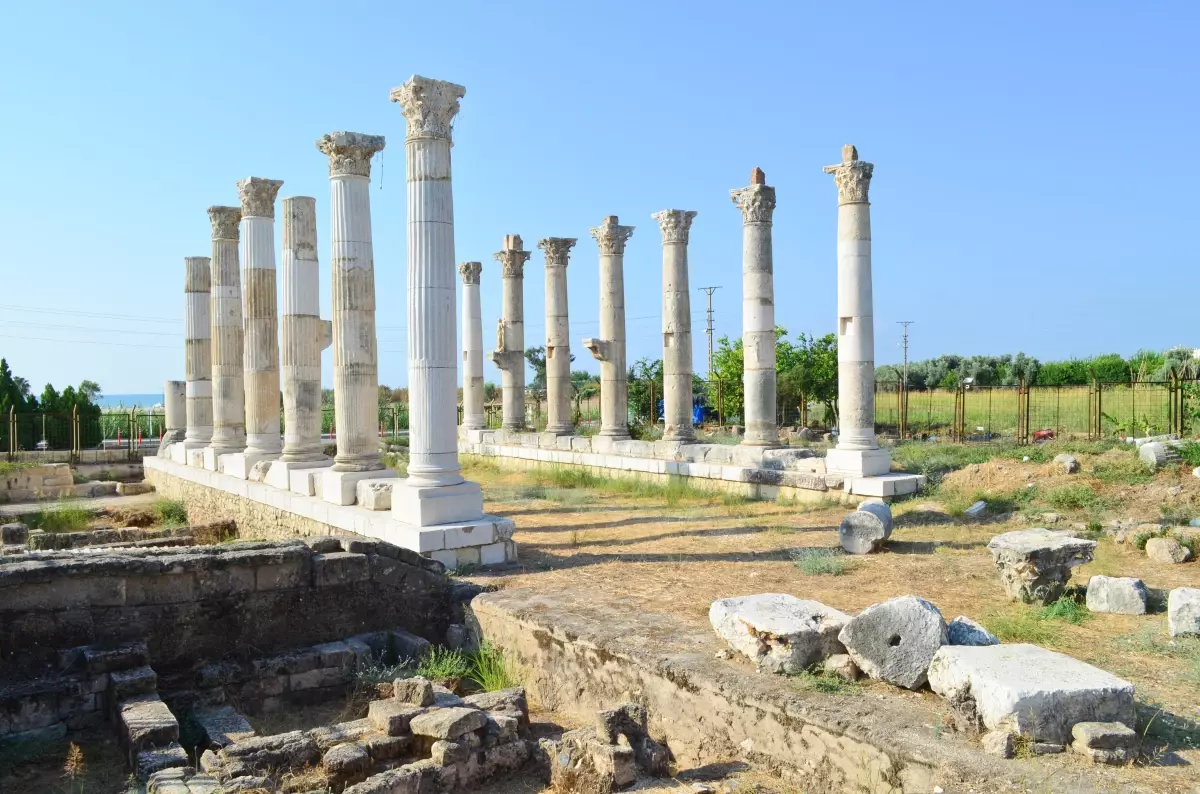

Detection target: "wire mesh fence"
[4, 407, 169, 460]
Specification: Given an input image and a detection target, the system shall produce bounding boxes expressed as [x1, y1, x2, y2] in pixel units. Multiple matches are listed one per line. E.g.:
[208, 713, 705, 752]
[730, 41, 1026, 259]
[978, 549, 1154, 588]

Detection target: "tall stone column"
[582, 216, 634, 440]
[730, 168, 778, 447]
[823, 145, 890, 477]
[265, 196, 335, 491]
[538, 237, 576, 435]
[203, 206, 246, 470]
[316, 131, 395, 505]
[177, 255, 212, 465]
[223, 177, 284, 479]
[159, 380, 186, 457]
[459, 261, 486, 431]
[652, 210, 697, 442]
[491, 235, 530, 432]
[390, 74, 485, 527]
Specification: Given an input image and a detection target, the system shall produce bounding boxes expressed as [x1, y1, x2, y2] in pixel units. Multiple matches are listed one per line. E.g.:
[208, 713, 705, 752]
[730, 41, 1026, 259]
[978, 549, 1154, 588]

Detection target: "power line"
[698, 286, 721, 377]
[0, 304, 179, 324]
[0, 320, 182, 336]
[0, 333, 178, 349]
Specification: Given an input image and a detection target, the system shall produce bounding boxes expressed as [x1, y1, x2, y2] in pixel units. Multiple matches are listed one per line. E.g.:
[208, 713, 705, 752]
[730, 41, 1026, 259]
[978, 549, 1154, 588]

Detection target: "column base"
[544, 424, 575, 436]
[221, 451, 281, 481]
[265, 458, 332, 491]
[201, 447, 244, 472]
[825, 447, 892, 477]
[392, 480, 484, 528]
[322, 468, 398, 506]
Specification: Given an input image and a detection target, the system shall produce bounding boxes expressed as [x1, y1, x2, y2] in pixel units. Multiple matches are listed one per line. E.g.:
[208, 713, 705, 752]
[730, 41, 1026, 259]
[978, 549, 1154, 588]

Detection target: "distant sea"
[96, 393, 164, 409]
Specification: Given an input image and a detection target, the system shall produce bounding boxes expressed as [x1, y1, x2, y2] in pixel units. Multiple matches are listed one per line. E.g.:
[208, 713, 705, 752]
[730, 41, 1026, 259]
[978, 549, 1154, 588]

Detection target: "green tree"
[777, 332, 838, 426]
[626, 357, 663, 422]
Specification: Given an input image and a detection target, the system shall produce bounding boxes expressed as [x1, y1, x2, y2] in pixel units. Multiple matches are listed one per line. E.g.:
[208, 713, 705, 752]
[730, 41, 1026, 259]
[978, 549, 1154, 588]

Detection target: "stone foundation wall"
[0, 539, 459, 676]
[1, 463, 74, 503]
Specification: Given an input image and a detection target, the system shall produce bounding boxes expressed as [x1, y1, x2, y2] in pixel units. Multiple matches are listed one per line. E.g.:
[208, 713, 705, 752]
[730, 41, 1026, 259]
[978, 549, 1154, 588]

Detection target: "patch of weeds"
[788, 665, 860, 695]
[26, 502, 93, 533]
[1177, 441, 1200, 468]
[461, 455, 501, 475]
[0, 461, 37, 475]
[1137, 700, 1200, 750]
[1123, 629, 1200, 683]
[1037, 594, 1091, 625]
[1090, 456, 1155, 485]
[982, 609, 1057, 645]
[789, 547, 854, 576]
[543, 466, 601, 489]
[152, 498, 188, 527]
[568, 529, 587, 547]
[1012, 733, 1035, 759]
[381, 451, 409, 475]
[719, 491, 748, 507]
[452, 562, 479, 577]
[763, 525, 795, 535]
[1079, 521, 1104, 540]
[416, 646, 472, 687]
[515, 485, 548, 500]
[468, 643, 519, 692]
[1177, 534, 1197, 557]
[1043, 484, 1106, 512]
[355, 656, 414, 688]
[1134, 528, 1165, 550]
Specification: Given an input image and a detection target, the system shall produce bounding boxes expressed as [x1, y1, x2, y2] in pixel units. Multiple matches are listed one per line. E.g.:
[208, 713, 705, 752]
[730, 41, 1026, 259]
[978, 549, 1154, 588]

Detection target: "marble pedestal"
[392, 481, 484, 527]
[219, 451, 280, 480]
[824, 447, 892, 478]
[170, 442, 207, 465]
[265, 458, 333, 491]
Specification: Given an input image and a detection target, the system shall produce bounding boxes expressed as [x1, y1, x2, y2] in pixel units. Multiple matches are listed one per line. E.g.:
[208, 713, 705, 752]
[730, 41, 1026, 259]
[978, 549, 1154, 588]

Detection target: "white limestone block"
[357, 479, 397, 511]
[480, 542, 507, 566]
[430, 549, 458, 570]
[927, 644, 1135, 744]
[710, 594, 850, 674]
[322, 468, 398, 506]
[1085, 576, 1148, 615]
[1168, 588, 1200, 637]
[391, 481, 484, 527]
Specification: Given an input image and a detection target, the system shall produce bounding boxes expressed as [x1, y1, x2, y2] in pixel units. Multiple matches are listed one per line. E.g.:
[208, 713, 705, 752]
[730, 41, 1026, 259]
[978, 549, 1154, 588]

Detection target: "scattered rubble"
[709, 593, 849, 674]
[837, 595, 947, 689]
[1071, 721, 1138, 765]
[986, 528, 1096, 604]
[540, 702, 669, 794]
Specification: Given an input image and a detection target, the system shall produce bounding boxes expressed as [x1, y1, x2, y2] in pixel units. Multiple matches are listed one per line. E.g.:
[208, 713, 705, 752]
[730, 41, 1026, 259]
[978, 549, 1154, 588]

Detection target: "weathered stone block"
[323, 741, 370, 776]
[110, 666, 158, 701]
[431, 738, 468, 764]
[219, 730, 319, 771]
[986, 528, 1096, 604]
[393, 676, 435, 707]
[838, 595, 947, 690]
[1168, 587, 1200, 637]
[709, 593, 849, 674]
[194, 706, 256, 749]
[136, 742, 189, 780]
[313, 552, 370, 587]
[1071, 721, 1138, 765]
[368, 700, 424, 736]
[364, 732, 411, 761]
[83, 641, 149, 674]
[119, 695, 180, 755]
[1145, 536, 1192, 564]
[1085, 576, 1148, 615]
[947, 616, 999, 646]
[1, 522, 28, 545]
[409, 706, 487, 739]
[927, 644, 1134, 744]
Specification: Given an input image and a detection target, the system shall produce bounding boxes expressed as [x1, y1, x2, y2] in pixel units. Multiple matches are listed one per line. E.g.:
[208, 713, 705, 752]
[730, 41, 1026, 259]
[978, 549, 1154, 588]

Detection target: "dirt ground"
[462, 450, 1200, 792]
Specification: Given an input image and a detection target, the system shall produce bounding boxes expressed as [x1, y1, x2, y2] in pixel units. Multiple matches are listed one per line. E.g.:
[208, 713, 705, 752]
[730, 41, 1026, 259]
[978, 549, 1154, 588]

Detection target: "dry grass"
[465, 454, 1200, 789]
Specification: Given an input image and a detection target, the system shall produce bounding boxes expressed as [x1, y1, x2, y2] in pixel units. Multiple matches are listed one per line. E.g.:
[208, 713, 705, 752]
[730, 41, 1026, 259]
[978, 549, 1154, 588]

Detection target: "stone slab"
[709, 594, 849, 674]
[391, 481, 484, 527]
[825, 447, 892, 478]
[264, 459, 331, 491]
[927, 644, 1134, 744]
[220, 452, 280, 482]
[323, 468, 399, 507]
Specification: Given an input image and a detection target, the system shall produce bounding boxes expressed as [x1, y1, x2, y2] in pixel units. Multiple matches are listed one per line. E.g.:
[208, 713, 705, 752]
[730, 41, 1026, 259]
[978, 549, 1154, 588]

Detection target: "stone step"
[110, 665, 158, 701]
[193, 705, 256, 749]
[83, 641, 150, 675]
[135, 742, 189, 780]
[118, 694, 180, 763]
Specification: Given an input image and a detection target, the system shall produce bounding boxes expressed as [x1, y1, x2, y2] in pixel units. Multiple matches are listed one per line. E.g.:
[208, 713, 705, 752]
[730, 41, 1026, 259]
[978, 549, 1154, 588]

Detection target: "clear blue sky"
[1, 1, 1196, 395]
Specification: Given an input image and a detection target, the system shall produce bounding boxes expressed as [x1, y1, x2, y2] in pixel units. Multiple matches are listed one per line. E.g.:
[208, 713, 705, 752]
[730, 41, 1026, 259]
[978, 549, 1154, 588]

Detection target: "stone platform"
[144, 456, 514, 571]
[459, 429, 924, 501]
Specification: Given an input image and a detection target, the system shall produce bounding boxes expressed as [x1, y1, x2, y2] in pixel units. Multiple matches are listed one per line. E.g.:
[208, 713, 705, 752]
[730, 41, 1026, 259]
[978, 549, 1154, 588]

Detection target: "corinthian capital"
[590, 216, 635, 255]
[459, 261, 482, 285]
[389, 75, 466, 143]
[317, 131, 386, 178]
[822, 144, 873, 205]
[651, 209, 697, 244]
[494, 234, 531, 278]
[207, 206, 242, 240]
[730, 167, 776, 224]
[236, 177, 284, 219]
[537, 237, 577, 267]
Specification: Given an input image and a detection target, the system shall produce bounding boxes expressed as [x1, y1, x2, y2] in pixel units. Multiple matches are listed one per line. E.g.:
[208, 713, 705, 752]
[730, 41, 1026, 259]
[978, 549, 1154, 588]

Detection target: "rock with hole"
[836, 595, 948, 689]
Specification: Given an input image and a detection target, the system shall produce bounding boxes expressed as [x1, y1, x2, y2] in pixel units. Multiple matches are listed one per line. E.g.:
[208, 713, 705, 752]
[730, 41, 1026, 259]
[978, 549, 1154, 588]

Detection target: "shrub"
[790, 547, 853, 576]
[1177, 441, 1200, 468]
[27, 502, 92, 533]
[468, 644, 519, 692]
[416, 647, 471, 686]
[1037, 595, 1091, 625]
[153, 499, 188, 527]
[1043, 485, 1105, 512]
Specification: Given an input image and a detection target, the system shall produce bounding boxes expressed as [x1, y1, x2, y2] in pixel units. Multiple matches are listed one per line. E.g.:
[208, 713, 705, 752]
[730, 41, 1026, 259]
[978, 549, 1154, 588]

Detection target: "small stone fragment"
[1085, 576, 1148, 615]
[367, 700, 423, 736]
[392, 675, 435, 706]
[1146, 536, 1192, 564]
[947, 616, 999, 646]
[964, 500, 987, 518]
[709, 593, 850, 674]
[982, 730, 1014, 758]
[822, 653, 861, 681]
[1031, 742, 1064, 755]
[1168, 587, 1200, 637]
[595, 702, 647, 743]
[409, 706, 487, 739]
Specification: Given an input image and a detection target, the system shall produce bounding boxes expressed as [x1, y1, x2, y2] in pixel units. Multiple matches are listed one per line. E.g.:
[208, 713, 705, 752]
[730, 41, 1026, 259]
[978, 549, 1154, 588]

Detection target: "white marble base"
[221, 451, 281, 481]
[264, 458, 331, 491]
[188, 448, 207, 468]
[824, 447, 892, 478]
[170, 444, 189, 465]
[322, 468, 399, 506]
[290, 467, 325, 497]
[843, 472, 926, 498]
[357, 478, 398, 511]
[391, 480, 484, 528]
[143, 456, 517, 572]
[202, 448, 223, 471]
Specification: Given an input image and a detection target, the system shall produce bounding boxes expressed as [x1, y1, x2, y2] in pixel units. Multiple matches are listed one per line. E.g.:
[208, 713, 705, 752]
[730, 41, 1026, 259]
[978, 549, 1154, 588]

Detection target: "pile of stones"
[539, 702, 669, 794]
[179, 676, 531, 793]
[709, 591, 1139, 764]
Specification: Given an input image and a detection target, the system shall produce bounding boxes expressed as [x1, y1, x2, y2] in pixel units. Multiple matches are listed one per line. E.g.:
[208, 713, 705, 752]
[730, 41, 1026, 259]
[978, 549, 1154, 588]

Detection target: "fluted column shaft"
[281, 196, 328, 461]
[825, 147, 877, 451]
[183, 256, 213, 445]
[207, 207, 246, 454]
[459, 262, 485, 430]
[163, 380, 186, 443]
[584, 217, 634, 439]
[539, 238, 576, 435]
[653, 211, 697, 442]
[238, 178, 284, 456]
[492, 236, 529, 432]
[731, 171, 777, 447]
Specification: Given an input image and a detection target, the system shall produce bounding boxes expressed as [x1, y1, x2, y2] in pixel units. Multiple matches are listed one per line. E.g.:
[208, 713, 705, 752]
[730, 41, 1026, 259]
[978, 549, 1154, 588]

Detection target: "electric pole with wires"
[698, 286, 721, 377]
[897, 321, 913, 438]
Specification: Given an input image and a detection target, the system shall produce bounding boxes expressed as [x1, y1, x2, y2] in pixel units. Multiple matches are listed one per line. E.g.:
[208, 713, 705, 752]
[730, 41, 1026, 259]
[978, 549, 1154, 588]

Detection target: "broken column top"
[236, 177, 284, 219]
[494, 236, 531, 276]
[590, 216, 635, 255]
[751, 167, 766, 184]
[823, 144, 874, 204]
[316, 132, 386, 178]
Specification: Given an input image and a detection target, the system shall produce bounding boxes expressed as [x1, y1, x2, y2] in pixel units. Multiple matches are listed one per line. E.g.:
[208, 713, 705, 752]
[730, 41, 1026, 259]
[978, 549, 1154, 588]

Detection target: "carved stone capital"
[494, 235, 531, 278]
[537, 237, 577, 267]
[590, 216, 635, 256]
[389, 75, 466, 143]
[459, 261, 482, 285]
[651, 209, 697, 244]
[236, 177, 284, 219]
[207, 206, 242, 240]
[822, 144, 873, 205]
[730, 185, 776, 224]
[317, 131, 386, 178]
